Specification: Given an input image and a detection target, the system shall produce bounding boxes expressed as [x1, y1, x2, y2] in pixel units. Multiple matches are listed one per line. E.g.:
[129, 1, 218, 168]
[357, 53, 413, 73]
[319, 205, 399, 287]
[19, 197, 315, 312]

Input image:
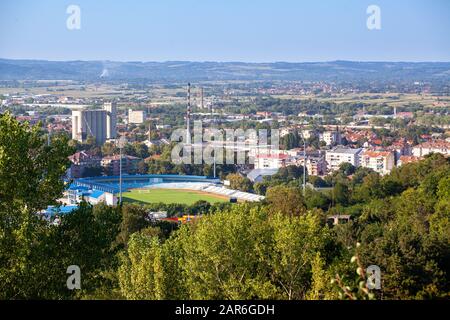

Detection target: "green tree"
[116, 204, 149, 247]
[118, 234, 164, 299]
[117, 204, 333, 300]
[269, 212, 332, 299]
[225, 173, 253, 192]
[0, 112, 74, 299]
[333, 182, 349, 207]
[338, 163, 356, 176]
[304, 188, 331, 211]
[306, 253, 336, 300]
[118, 227, 186, 300]
[266, 185, 307, 217]
[101, 142, 118, 156]
[0, 112, 73, 212]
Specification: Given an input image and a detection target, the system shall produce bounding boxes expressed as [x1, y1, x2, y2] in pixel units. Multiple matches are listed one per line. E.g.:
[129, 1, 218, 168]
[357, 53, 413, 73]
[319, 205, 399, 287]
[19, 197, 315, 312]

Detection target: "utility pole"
[300, 129, 307, 196]
[148, 119, 151, 141]
[47, 128, 51, 146]
[201, 87, 204, 109]
[118, 136, 127, 205]
[209, 92, 217, 179]
[213, 150, 216, 178]
[147, 105, 152, 141]
[303, 136, 306, 196]
[119, 145, 123, 204]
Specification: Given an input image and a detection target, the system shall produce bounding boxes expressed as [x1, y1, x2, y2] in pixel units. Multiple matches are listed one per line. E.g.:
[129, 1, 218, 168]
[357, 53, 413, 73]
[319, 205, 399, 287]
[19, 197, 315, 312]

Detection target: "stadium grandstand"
[68, 174, 265, 204]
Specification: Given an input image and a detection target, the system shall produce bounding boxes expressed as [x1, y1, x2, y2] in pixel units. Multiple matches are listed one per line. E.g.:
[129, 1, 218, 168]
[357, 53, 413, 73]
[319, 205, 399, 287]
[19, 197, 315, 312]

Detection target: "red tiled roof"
[362, 150, 392, 158]
[68, 151, 100, 163]
[371, 139, 383, 145]
[399, 156, 422, 164]
[415, 140, 449, 149]
[256, 154, 289, 160]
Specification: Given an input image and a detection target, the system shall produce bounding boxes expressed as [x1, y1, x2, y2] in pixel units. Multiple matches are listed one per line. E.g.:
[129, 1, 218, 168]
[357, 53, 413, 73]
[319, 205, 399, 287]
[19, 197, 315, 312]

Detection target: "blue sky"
[0, 0, 449, 62]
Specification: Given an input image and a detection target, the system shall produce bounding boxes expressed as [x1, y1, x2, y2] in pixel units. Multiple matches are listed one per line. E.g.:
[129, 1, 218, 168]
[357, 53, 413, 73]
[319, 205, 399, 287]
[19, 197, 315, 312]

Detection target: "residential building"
[306, 157, 327, 176]
[254, 153, 289, 169]
[101, 155, 142, 176]
[386, 139, 412, 164]
[67, 151, 102, 178]
[412, 140, 450, 157]
[325, 147, 363, 172]
[128, 109, 146, 124]
[360, 150, 395, 175]
[256, 111, 272, 119]
[287, 147, 322, 158]
[395, 112, 414, 119]
[398, 155, 422, 167]
[322, 131, 341, 146]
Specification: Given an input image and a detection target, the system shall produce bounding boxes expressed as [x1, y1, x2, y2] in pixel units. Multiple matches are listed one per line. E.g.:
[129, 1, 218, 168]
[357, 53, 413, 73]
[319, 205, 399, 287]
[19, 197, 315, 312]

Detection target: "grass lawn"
[121, 189, 228, 205]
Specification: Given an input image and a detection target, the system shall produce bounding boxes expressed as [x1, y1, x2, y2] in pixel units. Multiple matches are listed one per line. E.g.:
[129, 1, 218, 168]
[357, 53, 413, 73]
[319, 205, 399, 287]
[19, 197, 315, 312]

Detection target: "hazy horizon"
[2, 58, 450, 64]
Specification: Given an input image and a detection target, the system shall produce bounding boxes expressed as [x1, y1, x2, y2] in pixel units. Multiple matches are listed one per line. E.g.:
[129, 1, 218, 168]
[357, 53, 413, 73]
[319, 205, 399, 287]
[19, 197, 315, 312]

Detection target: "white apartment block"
[128, 109, 146, 124]
[322, 131, 341, 146]
[255, 153, 289, 169]
[360, 151, 395, 175]
[325, 147, 362, 172]
[306, 157, 327, 176]
[412, 140, 450, 157]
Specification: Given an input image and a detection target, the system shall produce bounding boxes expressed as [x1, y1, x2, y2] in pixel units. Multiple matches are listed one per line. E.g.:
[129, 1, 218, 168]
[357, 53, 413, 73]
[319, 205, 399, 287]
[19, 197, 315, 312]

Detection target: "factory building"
[72, 102, 117, 145]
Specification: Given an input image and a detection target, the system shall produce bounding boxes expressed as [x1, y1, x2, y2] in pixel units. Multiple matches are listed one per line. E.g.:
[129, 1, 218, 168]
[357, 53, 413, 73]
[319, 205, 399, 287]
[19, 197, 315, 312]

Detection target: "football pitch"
[121, 189, 228, 205]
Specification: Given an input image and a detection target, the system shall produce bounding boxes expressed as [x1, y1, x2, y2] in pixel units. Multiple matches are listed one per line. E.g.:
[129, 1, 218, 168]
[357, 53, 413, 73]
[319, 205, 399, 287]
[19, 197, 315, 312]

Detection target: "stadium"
[68, 174, 265, 206]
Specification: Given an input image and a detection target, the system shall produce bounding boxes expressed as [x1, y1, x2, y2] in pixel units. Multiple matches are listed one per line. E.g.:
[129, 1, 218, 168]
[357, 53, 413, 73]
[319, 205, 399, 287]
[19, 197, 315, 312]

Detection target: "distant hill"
[1, 59, 449, 82]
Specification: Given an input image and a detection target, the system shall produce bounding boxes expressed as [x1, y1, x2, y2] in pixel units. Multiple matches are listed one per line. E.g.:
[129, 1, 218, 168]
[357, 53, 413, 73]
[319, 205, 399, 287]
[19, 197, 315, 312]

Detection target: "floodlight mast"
[186, 83, 191, 145]
[118, 136, 127, 205]
[213, 150, 216, 178]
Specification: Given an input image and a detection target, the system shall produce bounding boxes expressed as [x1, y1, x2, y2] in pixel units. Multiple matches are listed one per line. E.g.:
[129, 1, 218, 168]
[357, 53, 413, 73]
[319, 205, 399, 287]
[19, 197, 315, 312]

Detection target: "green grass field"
[121, 189, 228, 205]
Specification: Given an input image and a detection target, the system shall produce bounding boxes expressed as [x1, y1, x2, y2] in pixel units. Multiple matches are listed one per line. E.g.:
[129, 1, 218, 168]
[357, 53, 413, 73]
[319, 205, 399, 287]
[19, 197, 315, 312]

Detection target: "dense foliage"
[0, 113, 449, 300]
